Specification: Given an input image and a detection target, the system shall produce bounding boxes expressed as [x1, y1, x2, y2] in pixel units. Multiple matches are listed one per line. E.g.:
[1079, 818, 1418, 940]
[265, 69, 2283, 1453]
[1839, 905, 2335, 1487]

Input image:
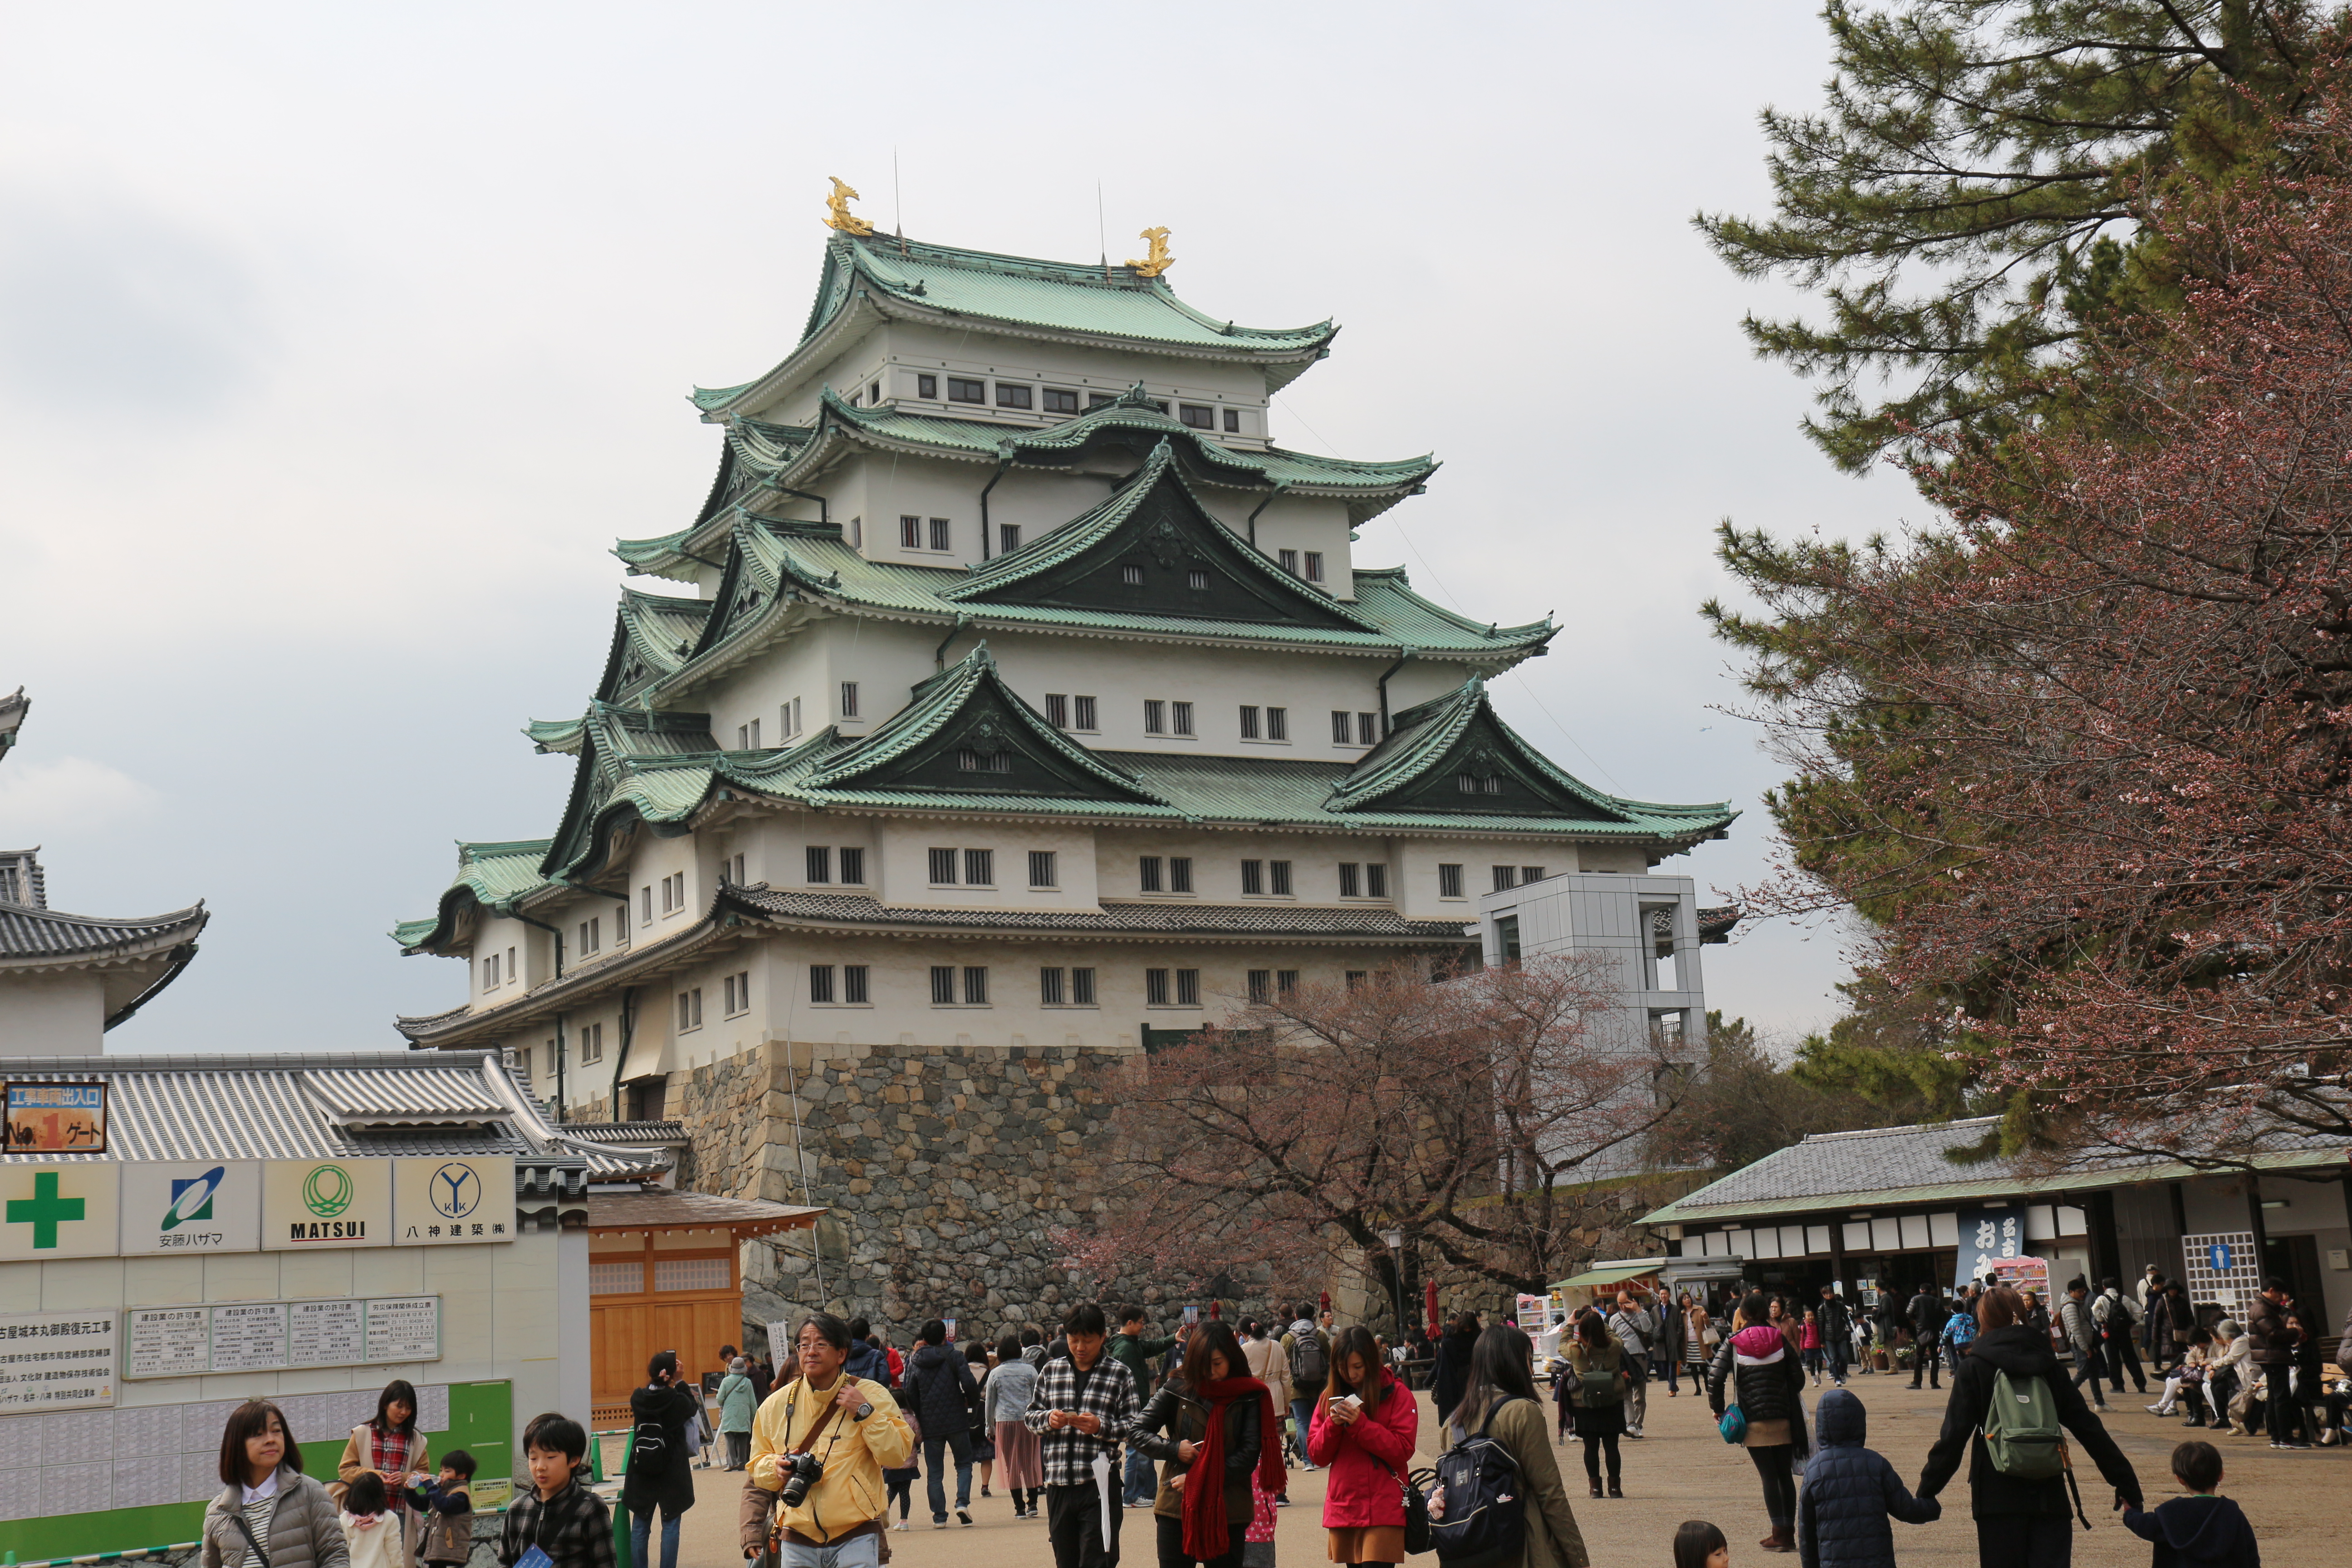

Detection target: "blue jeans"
[1290, 1397, 1316, 1463]
[924, 1427, 973, 1521]
[1122, 1441, 1156, 1505]
[629, 1505, 682, 1568]
[781, 1534, 880, 1568]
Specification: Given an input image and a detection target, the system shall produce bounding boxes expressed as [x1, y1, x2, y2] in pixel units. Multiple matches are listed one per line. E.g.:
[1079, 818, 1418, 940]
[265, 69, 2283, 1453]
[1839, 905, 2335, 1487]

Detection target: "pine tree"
[1700, 0, 2315, 469]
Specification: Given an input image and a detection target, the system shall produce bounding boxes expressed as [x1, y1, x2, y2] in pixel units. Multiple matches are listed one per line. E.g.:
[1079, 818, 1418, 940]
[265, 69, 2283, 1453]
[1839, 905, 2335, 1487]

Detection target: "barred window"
[900, 515, 922, 549]
[957, 748, 1011, 772]
[1122, 564, 1144, 586]
[1072, 966, 1097, 1005]
[809, 965, 835, 1004]
[1188, 569, 1209, 590]
[1269, 860, 1293, 896]
[1278, 970, 1299, 997]
[843, 964, 870, 1004]
[1176, 969, 1200, 1006]
[1140, 856, 1163, 892]
[1040, 967, 1065, 1005]
[963, 965, 989, 1004]
[1172, 701, 1194, 736]
[1144, 700, 1166, 735]
[1047, 693, 1070, 727]
[1358, 711, 1378, 745]
[929, 848, 958, 884]
[1304, 552, 1324, 583]
[1333, 710, 1353, 744]
[964, 848, 994, 886]
[1239, 705, 1260, 740]
[1073, 695, 1098, 730]
[1367, 862, 1389, 898]
[1267, 707, 1288, 742]
[1146, 968, 1171, 1006]
[928, 517, 951, 552]
[931, 965, 956, 1004]
[807, 846, 833, 884]
[1241, 859, 1264, 895]
[1438, 863, 1465, 898]
[1522, 866, 1545, 885]
[1493, 865, 1518, 893]
[1029, 850, 1058, 888]
[1339, 862, 1361, 898]
[1247, 969, 1272, 1003]
[1169, 856, 1193, 894]
[840, 847, 866, 884]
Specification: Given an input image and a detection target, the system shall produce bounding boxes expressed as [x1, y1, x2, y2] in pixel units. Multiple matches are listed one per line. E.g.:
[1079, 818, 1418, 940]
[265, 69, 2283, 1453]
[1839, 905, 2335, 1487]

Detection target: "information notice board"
[123, 1296, 439, 1379]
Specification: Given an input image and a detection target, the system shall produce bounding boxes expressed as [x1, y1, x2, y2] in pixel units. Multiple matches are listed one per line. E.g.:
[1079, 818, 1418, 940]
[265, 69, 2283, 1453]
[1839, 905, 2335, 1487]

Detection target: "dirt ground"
[653, 1367, 2337, 1566]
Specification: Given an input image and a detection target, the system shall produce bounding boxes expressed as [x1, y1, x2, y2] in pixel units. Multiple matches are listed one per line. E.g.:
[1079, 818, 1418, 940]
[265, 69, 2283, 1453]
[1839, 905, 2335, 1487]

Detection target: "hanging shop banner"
[0, 1163, 120, 1261]
[261, 1159, 391, 1250]
[117, 1161, 263, 1254]
[393, 1156, 514, 1245]
[1955, 1206, 2027, 1293]
[5, 1084, 106, 1154]
[0, 1310, 117, 1414]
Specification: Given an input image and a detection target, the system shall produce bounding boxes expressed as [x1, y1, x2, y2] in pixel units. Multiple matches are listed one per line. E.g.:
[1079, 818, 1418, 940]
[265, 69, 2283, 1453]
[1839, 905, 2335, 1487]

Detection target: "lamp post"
[1380, 1227, 1406, 1344]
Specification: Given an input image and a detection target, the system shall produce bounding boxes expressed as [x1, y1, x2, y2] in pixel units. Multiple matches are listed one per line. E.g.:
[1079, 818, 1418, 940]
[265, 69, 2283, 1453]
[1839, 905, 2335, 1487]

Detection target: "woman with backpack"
[1916, 1285, 2141, 1568]
[1308, 1325, 1420, 1568]
[1706, 1292, 1809, 1554]
[1561, 1312, 1630, 1499]
[1438, 1324, 1588, 1568]
[622, 1350, 700, 1568]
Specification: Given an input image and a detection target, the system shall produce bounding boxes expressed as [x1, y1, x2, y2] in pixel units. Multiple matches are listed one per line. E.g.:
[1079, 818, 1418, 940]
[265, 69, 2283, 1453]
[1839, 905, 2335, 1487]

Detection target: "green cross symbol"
[6, 1171, 86, 1249]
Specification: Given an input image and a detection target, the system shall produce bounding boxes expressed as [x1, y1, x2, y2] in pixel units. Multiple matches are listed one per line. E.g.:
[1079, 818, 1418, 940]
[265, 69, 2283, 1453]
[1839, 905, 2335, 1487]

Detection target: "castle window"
[844, 964, 870, 1003]
[1122, 564, 1144, 587]
[1333, 711, 1353, 745]
[1040, 967, 1065, 1005]
[901, 515, 922, 548]
[1179, 404, 1214, 429]
[1047, 693, 1069, 727]
[928, 517, 951, 551]
[1170, 856, 1193, 893]
[614, 902, 630, 944]
[807, 846, 833, 884]
[1358, 712, 1378, 745]
[809, 965, 834, 1004]
[947, 377, 985, 403]
[515, 1046, 533, 1085]
[1241, 859, 1264, 896]
[963, 965, 990, 1004]
[508, 946, 517, 980]
[929, 848, 958, 885]
[1305, 552, 1324, 583]
[737, 720, 761, 749]
[677, 987, 703, 1031]
[1493, 866, 1518, 892]
[1239, 705, 1260, 740]
[999, 523, 1021, 554]
[917, 373, 938, 399]
[840, 848, 866, 884]
[848, 516, 862, 549]
[1029, 850, 1057, 888]
[1223, 408, 1240, 432]
[1438, 863, 1465, 899]
[1278, 549, 1298, 574]
[841, 681, 860, 718]
[1088, 392, 1116, 409]
[868, 380, 880, 404]
[995, 382, 1033, 410]
[931, 966, 956, 1004]
[1146, 968, 1171, 1006]
[1073, 695, 1098, 730]
[1367, 863, 1388, 898]
[1139, 856, 1163, 893]
[1247, 969, 1272, 1003]
[1072, 966, 1097, 1005]
[1044, 388, 1080, 415]
[641, 886, 653, 924]
[1346, 970, 1367, 989]
[1278, 970, 1299, 997]
[1266, 707, 1288, 741]
[1188, 568, 1209, 590]
[956, 748, 1010, 773]
[1177, 969, 1200, 1006]
[1172, 701, 1194, 736]
[1457, 773, 1502, 794]
[579, 1022, 604, 1064]
[723, 970, 750, 1015]
[1523, 866, 1546, 885]
[964, 848, 994, 886]
[1269, 860, 1293, 896]
[1339, 862, 1361, 898]
[1144, 700, 1166, 735]
[483, 954, 499, 990]
[578, 916, 601, 955]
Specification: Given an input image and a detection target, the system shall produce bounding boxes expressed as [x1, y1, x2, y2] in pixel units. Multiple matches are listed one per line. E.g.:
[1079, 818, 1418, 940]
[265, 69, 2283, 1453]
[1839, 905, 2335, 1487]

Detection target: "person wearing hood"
[1433, 1312, 1480, 1427]
[1708, 1291, 1810, 1554]
[844, 1317, 890, 1387]
[1917, 1285, 2141, 1567]
[1796, 1388, 1938, 1568]
[2121, 1439, 2258, 1568]
[902, 1320, 981, 1528]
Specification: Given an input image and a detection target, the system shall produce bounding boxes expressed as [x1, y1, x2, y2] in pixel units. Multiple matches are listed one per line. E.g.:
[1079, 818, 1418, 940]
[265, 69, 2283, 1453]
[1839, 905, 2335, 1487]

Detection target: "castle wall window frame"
[577, 916, 602, 956]
[840, 682, 860, 718]
[1073, 695, 1098, 731]
[947, 377, 985, 404]
[1241, 859, 1264, 896]
[1171, 701, 1194, 737]
[736, 719, 761, 749]
[1029, 850, 1058, 889]
[929, 848, 959, 885]
[1367, 863, 1389, 898]
[1493, 865, 1518, 893]
[964, 848, 995, 886]
[1332, 711, 1354, 745]
[1143, 699, 1166, 735]
[808, 846, 833, 884]
[1266, 707, 1288, 742]
[1071, 966, 1097, 1005]
[613, 904, 630, 946]
[900, 515, 922, 549]
[579, 1022, 604, 1065]
[1087, 392, 1116, 409]
[1522, 866, 1546, 885]
[963, 965, 990, 1004]
[1039, 966, 1065, 1005]
[1146, 968, 1171, 1006]
[725, 853, 747, 886]
[1169, 856, 1193, 894]
[840, 847, 866, 884]
[999, 523, 1021, 554]
[843, 964, 870, 1004]
[1177, 968, 1200, 1006]
[1358, 712, 1378, 745]
[1304, 552, 1324, 583]
[660, 871, 686, 916]
[722, 970, 751, 1016]
[1278, 549, 1298, 575]
[930, 965, 956, 1004]
[808, 965, 835, 1004]
[1269, 860, 1293, 897]
[1223, 408, 1240, 432]
[928, 517, 952, 552]
[1047, 694, 1069, 727]
[1179, 403, 1215, 429]
[482, 953, 500, 990]
[917, 373, 938, 399]
[677, 987, 703, 1032]
[1122, 564, 1144, 586]
[1339, 862, 1361, 898]
[1278, 970, 1299, 997]
[1043, 387, 1080, 415]
[1139, 855, 1163, 893]
[1247, 969, 1272, 1003]
[1438, 863, 1465, 899]
[995, 382, 1033, 410]
[640, 886, 653, 925]
[1239, 705, 1260, 740]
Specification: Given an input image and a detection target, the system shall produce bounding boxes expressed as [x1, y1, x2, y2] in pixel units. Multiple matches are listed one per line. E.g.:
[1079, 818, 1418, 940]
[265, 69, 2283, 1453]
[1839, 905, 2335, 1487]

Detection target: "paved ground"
[647, 1369, 2339, 1565]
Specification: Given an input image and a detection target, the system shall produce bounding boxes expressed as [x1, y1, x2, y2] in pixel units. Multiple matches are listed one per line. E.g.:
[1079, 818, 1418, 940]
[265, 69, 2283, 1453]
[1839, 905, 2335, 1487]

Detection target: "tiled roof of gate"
[0, 902, 208, 964]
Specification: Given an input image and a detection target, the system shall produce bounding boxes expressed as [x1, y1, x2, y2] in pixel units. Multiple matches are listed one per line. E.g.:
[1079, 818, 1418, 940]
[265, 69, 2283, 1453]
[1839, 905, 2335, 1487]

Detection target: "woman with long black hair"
[1562, 1311, 1629, 1501]
[1447, 1324, 1588, 1568]
[1308, 1326, 1420, 1568]
[338, 1381, 427, 1565]
[1130, 1318, 1280, 1568]
[1707, 1292, 1808, 1554]
[1431, 1311, 1479, 1427]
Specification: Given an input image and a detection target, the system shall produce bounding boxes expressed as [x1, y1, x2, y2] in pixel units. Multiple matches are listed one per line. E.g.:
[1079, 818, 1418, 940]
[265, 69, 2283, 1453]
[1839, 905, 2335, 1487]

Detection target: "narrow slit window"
[1176, 969, 1200, 1006]
[1269, 860, 1293, 896]
[840, 681, 860, 718]
[1169, 856, 1193, 893]
[931, 965, 956, 1004]
[1040, 966, 1065, 1005]
[809, 965, 835, 1004]
[1146, 968, 1171, 1006]
[1143, 699, 1166, 735]
[843, 964, 869, 1003]
[1239, 705, 1260, 740]
[1139, 855, 1163, 893]
[1072, 966, 1097, 1005]
[807, 846, 833, 884]
[1241, 859, 1264, 895]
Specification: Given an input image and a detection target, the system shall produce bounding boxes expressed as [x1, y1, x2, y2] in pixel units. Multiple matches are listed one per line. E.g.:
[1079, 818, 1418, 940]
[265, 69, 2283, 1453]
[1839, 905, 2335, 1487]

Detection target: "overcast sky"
[0, 2, 1916, 1054]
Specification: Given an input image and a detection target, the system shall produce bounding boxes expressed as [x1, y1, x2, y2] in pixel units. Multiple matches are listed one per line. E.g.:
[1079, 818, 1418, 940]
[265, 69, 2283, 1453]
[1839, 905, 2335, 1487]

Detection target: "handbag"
[1718, 1403, 1747, 1444]
[1377, 1459, 1432, 1556]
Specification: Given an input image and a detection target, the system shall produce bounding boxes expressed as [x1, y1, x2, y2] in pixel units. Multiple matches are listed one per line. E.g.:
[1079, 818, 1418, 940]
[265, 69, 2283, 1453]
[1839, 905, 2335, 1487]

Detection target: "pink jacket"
[1307, 1372, 1419, 1529]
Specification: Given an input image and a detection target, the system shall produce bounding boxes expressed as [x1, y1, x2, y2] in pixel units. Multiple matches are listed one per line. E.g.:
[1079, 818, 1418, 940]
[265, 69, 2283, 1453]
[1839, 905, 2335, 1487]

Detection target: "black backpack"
[1289, 1330, 1328, 1387]
[1428, 1396, 1527, 1568]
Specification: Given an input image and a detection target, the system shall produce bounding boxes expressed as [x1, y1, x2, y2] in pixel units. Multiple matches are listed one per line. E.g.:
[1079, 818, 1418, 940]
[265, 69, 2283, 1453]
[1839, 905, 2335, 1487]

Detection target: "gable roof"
[692, 232, 1339, 424]
[941, 439, 1381, 632]
[391, 838, 557, 953]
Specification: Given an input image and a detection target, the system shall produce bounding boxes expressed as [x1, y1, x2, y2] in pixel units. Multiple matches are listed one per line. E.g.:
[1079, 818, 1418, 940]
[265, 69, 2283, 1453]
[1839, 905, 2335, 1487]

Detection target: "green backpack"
[1576, 1345, 1623, 1407]
[1981, 1368, 2064, 1479]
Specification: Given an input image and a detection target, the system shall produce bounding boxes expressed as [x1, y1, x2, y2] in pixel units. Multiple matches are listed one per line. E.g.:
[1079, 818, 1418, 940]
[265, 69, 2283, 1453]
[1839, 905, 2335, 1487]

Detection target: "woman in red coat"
[1308, 1325, 1421, 1567]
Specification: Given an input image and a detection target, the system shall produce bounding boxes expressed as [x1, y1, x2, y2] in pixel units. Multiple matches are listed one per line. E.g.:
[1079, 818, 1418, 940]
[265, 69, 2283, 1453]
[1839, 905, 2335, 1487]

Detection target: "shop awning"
[1551, 1259, 1664, 1293]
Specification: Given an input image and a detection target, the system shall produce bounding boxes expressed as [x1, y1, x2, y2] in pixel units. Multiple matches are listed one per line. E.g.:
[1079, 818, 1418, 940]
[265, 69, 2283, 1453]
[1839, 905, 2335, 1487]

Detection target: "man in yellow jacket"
[745, 1312, 912, 1567]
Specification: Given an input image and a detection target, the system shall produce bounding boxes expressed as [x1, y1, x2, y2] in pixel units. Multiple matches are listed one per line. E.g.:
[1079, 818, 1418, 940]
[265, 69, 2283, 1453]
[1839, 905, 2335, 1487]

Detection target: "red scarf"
[1179, 1375, 1285, 1563]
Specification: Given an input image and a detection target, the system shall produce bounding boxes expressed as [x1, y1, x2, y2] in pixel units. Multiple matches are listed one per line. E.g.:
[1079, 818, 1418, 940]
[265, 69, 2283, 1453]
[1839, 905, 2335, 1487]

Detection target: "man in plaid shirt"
[1024, 1301, 1140, 1568]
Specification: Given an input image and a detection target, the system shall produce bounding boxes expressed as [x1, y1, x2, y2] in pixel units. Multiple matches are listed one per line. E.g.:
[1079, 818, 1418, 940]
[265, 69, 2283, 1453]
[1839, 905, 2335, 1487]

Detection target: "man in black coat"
[1918, 1291, 2141, 1568]
[1906, 1284, 1949, 1390]
[1817, 1285, 1852, 1388]
[902, 1319, 982, 1527]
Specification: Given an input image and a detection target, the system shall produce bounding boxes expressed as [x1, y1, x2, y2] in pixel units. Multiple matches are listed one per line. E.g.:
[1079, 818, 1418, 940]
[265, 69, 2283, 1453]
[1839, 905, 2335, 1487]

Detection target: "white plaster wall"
[0, 971, 106, 1054]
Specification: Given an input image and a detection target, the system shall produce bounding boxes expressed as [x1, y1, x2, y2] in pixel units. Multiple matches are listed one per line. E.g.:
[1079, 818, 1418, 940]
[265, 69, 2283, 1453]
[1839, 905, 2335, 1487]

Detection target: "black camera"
[777, 1451, 824, 1508]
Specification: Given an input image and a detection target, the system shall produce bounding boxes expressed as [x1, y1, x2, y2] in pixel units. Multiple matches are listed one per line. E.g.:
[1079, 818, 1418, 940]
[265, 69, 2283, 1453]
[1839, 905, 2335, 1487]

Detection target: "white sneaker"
[892, 1523, 908, 1533]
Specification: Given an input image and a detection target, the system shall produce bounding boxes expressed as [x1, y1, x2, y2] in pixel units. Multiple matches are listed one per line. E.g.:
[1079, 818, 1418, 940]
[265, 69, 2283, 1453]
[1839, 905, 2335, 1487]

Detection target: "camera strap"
[789, 1380, 851, 1455]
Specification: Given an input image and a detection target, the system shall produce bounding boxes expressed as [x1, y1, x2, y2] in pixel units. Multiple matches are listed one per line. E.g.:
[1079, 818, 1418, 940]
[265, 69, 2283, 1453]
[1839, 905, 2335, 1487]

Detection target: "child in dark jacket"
[1797, 1390, 1939, 1568]
[2122, 1441, 2259, 1568]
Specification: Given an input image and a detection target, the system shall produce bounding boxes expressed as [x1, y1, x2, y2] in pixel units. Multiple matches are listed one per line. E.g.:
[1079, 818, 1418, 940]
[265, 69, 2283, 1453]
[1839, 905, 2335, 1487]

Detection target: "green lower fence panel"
[0, 1383, 513, 1565]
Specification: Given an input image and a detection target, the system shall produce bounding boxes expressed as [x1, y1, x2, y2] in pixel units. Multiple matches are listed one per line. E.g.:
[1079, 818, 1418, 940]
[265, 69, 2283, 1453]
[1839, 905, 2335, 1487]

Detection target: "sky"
[0, 1, 1919, 1054]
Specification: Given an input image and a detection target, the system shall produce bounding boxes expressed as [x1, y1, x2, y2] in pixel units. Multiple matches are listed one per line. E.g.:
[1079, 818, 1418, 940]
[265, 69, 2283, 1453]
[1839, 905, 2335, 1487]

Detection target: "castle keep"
[393, 198, 1733, 1332]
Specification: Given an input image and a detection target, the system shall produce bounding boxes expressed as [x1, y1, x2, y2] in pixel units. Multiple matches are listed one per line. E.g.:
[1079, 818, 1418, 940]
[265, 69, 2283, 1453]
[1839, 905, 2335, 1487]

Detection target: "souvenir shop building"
[1638, 1118, 2352, 1325]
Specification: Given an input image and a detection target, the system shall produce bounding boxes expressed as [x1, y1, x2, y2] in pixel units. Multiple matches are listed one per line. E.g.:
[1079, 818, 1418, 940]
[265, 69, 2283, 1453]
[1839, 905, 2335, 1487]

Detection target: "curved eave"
[0, 904, 210, 969]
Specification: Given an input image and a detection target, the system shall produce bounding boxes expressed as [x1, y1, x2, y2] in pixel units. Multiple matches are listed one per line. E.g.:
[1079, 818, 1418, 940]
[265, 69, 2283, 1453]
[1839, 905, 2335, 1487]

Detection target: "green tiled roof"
[391, 839, 557, 954]
[524, 718, 586, 754]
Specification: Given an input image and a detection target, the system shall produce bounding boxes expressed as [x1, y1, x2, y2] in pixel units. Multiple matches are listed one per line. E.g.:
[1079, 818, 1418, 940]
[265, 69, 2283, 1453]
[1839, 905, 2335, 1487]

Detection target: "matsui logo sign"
[261, 1159, 392, 1250]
